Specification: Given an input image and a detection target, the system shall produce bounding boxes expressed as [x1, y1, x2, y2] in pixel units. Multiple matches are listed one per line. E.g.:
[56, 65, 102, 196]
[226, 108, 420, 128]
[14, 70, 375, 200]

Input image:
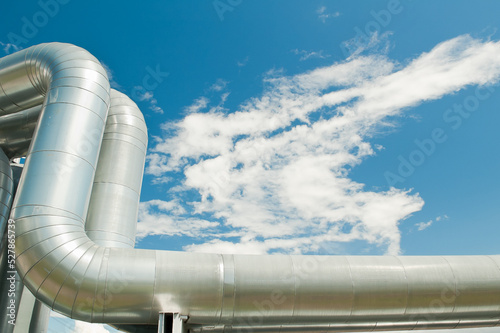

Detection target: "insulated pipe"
[0, 152, 28, 333]
[0, 149, 13, 234]
[0, 105, 42, 159]
[2, 43, 500, 331]
[85, 90, 147, 248]
[0, 148, 16, 333]
[86, 90, 147, 333]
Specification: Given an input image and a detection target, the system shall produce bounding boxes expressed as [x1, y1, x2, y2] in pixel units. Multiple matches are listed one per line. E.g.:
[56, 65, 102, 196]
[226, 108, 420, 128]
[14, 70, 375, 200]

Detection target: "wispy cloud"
[210, 78, 228, 92]
[184, 96, 209, 114]
[0, 41, 21, 55]
[101, 63, 122, 90]
[416, 220, 432, 231]
[145, 35, 500, 255]
[182, 79, 230, 114]
[101, 63, 164, 114]
[138, 200, 219, 238]
[342, 31, 393, 59]
[134, 87, 164, 114]
[416, 215, 448, 231]
[237, 56, 249, 67]
[292, 49, 330, 61]
[317, 6, 340, 23]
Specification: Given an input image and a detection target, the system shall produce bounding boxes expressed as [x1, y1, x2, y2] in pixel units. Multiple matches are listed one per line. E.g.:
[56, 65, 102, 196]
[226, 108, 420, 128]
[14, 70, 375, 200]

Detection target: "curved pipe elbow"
[3, 42, 111, 320]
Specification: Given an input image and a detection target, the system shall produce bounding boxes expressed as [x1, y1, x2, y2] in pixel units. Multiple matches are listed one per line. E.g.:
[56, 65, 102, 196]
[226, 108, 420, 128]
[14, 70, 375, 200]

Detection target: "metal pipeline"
[0, 148, 16, 332]
[0, 105, 42, 159]
[85, 89, 147, 248]
[1, 43, 500, 331]
[0, 149, 13, 234]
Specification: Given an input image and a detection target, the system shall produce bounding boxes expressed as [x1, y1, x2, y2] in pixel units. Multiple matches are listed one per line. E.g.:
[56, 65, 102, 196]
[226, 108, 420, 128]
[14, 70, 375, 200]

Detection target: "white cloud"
[436, 214, 448, 221]
[210, 78, 228, 92]
[184, 96, 209, 114]
[101, 63, 122, 90]
[138, 200, 219, 238]
[341, 31, 393, 59]
[133, 87, 164, 114]
[416, 215, 448, 231]
[182, 81, 230, 116]
[292, 49, 330, 61]
[416, 220, 433, 231]
[146, 35, 500, 255]
[317, 6, 340, 23]
[0, 41, 21, 55]
[148, 98, 164, 114]
[237, 56, 249, 67]
[100, 64, 163, 114]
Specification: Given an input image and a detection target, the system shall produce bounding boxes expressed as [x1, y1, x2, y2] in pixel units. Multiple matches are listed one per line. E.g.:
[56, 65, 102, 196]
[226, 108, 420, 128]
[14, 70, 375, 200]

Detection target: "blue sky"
[2, 1, 500, 332]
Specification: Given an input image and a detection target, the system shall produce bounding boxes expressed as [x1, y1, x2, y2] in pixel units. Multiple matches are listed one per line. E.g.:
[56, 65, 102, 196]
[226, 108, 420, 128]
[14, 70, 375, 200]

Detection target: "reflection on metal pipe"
[0, 105, 42, 159]
[1, 43, 499, 331]
[0, 150, 21, 333]
[28, 298, 51, 333]
[0, 149, 13, 234]
[85, 90, 147, 248]
[86, 90, 148, 333]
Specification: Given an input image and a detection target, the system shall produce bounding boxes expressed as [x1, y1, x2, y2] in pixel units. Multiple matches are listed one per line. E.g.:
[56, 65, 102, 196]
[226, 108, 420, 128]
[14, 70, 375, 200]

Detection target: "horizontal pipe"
[1, 43, 499, 331]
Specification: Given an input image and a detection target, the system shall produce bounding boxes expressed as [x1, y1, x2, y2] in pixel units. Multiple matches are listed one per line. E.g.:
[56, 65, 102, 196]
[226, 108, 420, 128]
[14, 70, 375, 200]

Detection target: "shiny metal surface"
[0, 149, 13, 234]
[1, 43, 499, 331]
[85, 89, 147, 248]
[0, 152, 25, 333]
[0, 149, 16, 333]
[0, 105, 41, 159]
[27, 297, 51, 333]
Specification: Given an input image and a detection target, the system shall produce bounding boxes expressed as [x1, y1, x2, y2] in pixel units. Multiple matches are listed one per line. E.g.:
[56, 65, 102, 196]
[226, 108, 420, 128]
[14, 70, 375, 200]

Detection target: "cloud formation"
[0, 41, 21, 55]
[134, 87, 164, 114]
[142, 35, 500, 255]
[317, 6, 341, 23]
[184, 96, 209, 114]
[415, 215, 449, 231]
[292, 49, 330, 61]
[101, 63, 122, 90]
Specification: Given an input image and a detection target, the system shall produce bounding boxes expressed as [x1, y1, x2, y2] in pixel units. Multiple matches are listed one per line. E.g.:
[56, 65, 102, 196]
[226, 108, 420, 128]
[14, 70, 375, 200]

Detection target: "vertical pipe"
[85, 90, 147, 248]
[86, 90, 148, 333]
[28, 299, 50, 333]
[11, 163, 50, 333]
[0, 149, 16, 332]
[0, 149, 13, 236]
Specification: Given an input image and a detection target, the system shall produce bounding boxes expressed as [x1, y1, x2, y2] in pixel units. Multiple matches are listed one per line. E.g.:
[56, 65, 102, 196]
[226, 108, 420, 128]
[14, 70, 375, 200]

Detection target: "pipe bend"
[2, 42, 111, 320]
